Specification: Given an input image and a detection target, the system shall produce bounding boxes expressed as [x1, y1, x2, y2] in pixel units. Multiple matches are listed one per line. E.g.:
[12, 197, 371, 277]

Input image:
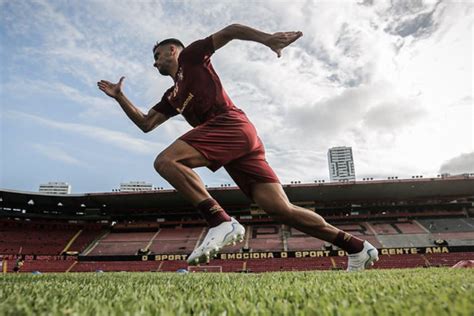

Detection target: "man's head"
[153, 38, 184, 76]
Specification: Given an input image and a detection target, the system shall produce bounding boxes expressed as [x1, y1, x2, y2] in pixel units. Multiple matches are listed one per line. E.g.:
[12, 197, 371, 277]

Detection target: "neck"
[170, 52, 181, 80]
[170, 63, 179, 81]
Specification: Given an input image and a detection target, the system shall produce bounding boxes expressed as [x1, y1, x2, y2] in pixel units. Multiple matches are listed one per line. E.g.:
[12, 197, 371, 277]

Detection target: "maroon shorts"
[179, 109, 280, 199]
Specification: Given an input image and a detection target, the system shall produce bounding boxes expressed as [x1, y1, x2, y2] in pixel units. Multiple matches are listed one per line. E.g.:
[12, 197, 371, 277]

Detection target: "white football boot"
[347, 241, 379, 272]
[187, 217, 245, 265]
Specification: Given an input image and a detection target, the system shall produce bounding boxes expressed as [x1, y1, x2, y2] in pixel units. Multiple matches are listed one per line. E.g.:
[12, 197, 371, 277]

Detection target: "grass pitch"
[1, 268, 473, 315]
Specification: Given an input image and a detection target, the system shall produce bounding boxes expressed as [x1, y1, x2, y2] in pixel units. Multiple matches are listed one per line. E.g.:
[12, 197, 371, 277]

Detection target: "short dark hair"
[153, 38, 185, 53]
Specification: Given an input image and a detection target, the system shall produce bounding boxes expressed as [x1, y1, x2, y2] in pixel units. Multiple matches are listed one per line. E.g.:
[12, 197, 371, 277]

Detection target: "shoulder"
[179, 36, 215, 64]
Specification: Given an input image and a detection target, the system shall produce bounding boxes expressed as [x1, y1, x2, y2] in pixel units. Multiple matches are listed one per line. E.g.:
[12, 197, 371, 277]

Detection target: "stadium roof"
[1, 176, 473, 218]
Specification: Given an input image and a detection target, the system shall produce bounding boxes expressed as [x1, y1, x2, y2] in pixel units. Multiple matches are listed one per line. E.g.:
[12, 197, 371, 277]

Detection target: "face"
[153, 44, 178, 76]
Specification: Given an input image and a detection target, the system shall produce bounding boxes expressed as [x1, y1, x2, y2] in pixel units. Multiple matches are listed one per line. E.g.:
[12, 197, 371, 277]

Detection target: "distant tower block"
[38, 182, 71, 195]
[119, 181, 153, 192]
[328, 147, 355, 181]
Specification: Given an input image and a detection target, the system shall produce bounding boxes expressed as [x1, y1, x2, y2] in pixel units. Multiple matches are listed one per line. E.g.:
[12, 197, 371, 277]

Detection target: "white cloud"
[32, 143, 84, 166]
[439, 152, 474, 174]
[4, 78, 119, 118]
[362, 99, 426, 132]
[7, 111, 165, 155]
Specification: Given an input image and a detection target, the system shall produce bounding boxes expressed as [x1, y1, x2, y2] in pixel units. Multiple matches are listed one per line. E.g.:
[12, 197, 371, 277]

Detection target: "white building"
[119, 181, 153, 192]
[328, 147, 356, 181]
[38, 182, 71, 195]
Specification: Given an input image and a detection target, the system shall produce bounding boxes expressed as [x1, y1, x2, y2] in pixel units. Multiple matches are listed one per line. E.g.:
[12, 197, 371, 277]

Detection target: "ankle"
[197, 198, 231, 227]
[332, 231, 364, 254]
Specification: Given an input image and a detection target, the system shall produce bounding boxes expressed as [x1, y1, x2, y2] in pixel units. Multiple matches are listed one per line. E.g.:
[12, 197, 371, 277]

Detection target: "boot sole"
[188, 225, 245, 265]
[364, 248, 379, 268]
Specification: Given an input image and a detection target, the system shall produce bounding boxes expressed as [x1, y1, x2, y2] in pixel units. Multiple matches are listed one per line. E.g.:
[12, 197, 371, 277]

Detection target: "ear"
[169, 44, 178, 56]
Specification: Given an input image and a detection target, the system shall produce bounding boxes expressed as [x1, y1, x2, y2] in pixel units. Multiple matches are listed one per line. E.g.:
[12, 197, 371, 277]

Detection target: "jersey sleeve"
[151, 87, 179, 118]
[179, 36, 215, 65]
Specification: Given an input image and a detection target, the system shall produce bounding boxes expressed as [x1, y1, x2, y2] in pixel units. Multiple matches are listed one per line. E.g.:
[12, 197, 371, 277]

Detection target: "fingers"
[281, 31, 303, 43]
[272, 31, 303, 58]
[97, 81, 109, 90]
[98, 80, 112, 85]
[96, 76, 125, 90]
[287, 31, 302, 45]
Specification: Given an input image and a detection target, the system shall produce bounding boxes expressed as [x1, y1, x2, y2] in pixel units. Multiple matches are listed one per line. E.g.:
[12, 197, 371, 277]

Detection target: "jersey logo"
[177, 93, 194, 113]
[168, 67, 193, 113]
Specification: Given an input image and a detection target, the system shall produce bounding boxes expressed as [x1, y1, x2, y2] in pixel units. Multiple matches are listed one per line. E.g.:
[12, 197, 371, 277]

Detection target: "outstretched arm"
[97, 77, 168, 133]
[212, 24, 303, 58]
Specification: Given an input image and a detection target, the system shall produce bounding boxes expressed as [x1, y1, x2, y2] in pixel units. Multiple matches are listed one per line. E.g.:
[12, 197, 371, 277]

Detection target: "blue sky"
[1, 0, 473, 193]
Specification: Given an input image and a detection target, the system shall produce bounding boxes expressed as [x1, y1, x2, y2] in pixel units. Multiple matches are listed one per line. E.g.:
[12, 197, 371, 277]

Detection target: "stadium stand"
[369, 222, 400, 235]
[88, 231, 159, 256]
[65, 226, 105, 254]
[286, 227, 326, 251]
[395, 221, 428, 234]
[149, 227, 204, 254]
[417, 218, 474, 233]
[376, 234, 434, 247]
[433, 232, 474, 246]
[0, 220, 102, 256]
[247, 225, 285, 252]
[1, 176, 473, 273]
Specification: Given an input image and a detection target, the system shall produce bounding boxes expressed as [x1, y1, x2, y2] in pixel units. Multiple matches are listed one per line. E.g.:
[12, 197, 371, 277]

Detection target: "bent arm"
[212, 24, 302, 57]
[212, 24, 271, 50]
[115, 92, 168, 133]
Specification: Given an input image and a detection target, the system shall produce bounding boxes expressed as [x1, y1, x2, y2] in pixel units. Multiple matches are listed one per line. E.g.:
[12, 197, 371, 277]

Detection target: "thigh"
[179, 113, 254, 172]
[157, 139, 211, 168]
[225, 149, 280, 200]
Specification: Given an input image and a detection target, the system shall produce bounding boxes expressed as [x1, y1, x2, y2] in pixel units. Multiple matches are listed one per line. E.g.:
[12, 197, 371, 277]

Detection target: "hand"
[97, 76, 125, 99]
[266, 31, 303, 58]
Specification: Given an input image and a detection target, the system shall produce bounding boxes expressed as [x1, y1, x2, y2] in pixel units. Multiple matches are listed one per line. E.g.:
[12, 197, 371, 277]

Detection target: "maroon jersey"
[152, 36, 237, 127]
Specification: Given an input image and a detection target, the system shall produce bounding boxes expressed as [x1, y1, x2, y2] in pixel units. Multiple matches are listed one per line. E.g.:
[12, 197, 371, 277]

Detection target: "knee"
[154, 155, 174, 175]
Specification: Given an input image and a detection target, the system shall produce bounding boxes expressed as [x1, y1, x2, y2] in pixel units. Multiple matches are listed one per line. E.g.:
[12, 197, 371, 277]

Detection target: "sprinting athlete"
[98, 24, 378, 271]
